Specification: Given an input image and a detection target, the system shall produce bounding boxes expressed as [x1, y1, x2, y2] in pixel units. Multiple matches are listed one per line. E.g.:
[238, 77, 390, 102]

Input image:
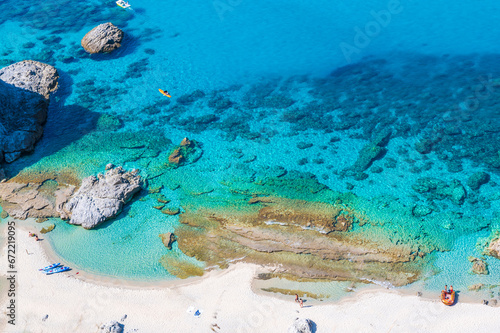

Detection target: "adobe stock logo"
[339, 0, 405, 64]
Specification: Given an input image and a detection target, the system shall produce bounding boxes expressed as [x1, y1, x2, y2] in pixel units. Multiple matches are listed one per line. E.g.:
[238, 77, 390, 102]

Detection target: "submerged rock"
[467, 172, 490, 190]
[81, 23, 124, 54]
[0, 60, 59, 162]
[167, 137, 202, 166]
[288, 318, 314, 333]
[347, 129, 392, 174]
[412, 177, 466, 205]
[60, 166, 144, 229]
[486, 237, 500, 259]
[159, 232, 176, 250]
[412, 204, 432, 217]
[469, 257, 488, 275]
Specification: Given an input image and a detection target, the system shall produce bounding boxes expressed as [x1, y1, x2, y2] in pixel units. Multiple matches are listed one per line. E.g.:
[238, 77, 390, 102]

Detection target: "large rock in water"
[487, 237, 500, 258]
[81, 23, 124, 54]
[60, 166, 144, 229]
[0, 60, 58, 162]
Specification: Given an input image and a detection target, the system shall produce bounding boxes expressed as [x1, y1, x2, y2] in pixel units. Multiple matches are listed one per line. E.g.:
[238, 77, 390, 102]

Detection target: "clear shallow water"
[0, 0, 499, 296]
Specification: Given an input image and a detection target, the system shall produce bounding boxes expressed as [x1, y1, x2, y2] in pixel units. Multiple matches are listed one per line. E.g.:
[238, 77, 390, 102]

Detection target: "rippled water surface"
[1, 0, 500, 299]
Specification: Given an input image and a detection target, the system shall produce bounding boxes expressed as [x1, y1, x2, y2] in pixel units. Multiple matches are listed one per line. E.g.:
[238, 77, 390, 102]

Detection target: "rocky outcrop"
[60, 166, 143, 229]
[344, 129, 391, 178]
[0, 60, 59, 162]
[167, 137, 202, 166]
[486, 237, 500, 259]
[412, 177, 466, 205]
[467, 172, 490, 190]
[0, 182, 74, 219]
[0, 60, 59, 99]
[81, 23, 124, 54]
[175, 195, 423, 285]
[288, 318, 314, 333]
[469, 257, 488, 275]
[159, 232, 176, 250]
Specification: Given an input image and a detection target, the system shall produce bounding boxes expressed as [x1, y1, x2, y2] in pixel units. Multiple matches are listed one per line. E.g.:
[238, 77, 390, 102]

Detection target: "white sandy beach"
[1, 230, 500, 333]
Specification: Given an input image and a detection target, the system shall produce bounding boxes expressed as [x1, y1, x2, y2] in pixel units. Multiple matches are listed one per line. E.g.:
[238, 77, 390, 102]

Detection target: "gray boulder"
[60, 166, 144, 229]
[0, 60, 58, 163]
[288, 318, 314, 333]
[99, 320, 124, 333]
[81, 23, 124, 54]
[0, 60, 59, 99]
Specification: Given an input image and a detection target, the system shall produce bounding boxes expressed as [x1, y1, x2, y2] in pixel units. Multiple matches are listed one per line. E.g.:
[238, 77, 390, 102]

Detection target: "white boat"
[116, 0, 131, 9]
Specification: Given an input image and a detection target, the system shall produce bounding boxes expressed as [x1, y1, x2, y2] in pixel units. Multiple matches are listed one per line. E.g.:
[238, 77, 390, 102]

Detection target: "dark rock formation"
[412, 204, 432, 217]
[0, 60, 59, 162]
[412, 177, 466, 205]
[60, 166, 144, 229]
[81, 23, 124, 54]
[159, 232, 176, 250]
[415, 138, 433, 154]
[467, 172, 490, 190]
[347, 129, 392, 175]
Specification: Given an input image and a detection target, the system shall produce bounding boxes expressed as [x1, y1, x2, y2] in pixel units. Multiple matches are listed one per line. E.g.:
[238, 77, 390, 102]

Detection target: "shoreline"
[13, 221, 498, 306]
[1, 223, 500, 332]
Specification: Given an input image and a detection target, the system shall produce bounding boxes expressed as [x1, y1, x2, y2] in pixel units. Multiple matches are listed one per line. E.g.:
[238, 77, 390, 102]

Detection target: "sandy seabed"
[1, 229, 500, 333]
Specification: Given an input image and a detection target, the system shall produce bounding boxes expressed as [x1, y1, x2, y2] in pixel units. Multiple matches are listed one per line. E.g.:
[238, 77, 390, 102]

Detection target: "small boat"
[441, 290, 455, 306]
[116, 0, 131, 9]
[45, 266, 70, 275]
[159, 89, 171, 97]
[39, 263, 61, 271]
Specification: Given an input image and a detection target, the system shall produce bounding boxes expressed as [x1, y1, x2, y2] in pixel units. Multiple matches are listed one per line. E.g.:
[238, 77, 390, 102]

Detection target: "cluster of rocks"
[0, 60, 58, 163]
[486, 237, 500, 258]
[0, 165, 144, 229]
[412, 177, 467, 206]
[469, 257, 488, 275]
[167, 137, 202, 166]
[61, 165, 144, 229]
[343, 129, 392, 180]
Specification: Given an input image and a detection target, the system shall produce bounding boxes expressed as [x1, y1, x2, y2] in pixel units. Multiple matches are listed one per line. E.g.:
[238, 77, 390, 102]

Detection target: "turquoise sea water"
[1, 0, 500, 298]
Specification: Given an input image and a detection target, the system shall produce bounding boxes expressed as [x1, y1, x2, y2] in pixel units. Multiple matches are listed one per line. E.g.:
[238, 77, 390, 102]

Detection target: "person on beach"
[295, 294, 299, 302]
[29, 231, 33, 237]
[299, 299, 303, 308]
[35, 235, 39, 241]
